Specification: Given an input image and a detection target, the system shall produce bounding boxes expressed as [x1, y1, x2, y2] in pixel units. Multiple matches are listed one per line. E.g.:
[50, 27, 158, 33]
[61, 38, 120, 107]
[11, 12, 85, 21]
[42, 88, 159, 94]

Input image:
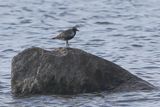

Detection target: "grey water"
[0, 0, 160, 106]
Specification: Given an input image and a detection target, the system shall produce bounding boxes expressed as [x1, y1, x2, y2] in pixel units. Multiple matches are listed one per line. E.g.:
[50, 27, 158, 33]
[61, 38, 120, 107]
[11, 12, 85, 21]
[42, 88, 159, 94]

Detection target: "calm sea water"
[1, 0, 160, 106]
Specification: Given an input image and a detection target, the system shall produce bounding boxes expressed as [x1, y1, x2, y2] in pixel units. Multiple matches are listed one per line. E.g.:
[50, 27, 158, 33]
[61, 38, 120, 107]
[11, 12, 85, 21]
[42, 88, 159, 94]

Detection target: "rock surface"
[11, 47, 155, 96]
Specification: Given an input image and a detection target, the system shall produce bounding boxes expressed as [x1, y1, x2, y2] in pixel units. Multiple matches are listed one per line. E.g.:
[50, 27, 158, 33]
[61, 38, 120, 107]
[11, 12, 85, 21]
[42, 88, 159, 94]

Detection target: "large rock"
[11, 47, 155, 96]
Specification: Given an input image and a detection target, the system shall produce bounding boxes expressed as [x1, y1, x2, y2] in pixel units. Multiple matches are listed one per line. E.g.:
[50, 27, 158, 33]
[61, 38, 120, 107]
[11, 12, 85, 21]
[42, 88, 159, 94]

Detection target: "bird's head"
[72, 27, 79, 32]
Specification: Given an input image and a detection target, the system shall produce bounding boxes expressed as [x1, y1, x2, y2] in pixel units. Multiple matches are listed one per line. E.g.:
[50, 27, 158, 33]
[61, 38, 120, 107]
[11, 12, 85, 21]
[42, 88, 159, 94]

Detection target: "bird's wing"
[57, 29, 72, 38]
[63, 29, 74, 37]
[52, 28, 74, 40]
[52, 31, 65, 39]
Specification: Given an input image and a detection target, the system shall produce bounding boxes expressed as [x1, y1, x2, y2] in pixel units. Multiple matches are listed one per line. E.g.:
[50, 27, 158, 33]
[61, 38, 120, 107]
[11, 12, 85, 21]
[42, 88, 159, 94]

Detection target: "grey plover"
[52, 27, 79, 47]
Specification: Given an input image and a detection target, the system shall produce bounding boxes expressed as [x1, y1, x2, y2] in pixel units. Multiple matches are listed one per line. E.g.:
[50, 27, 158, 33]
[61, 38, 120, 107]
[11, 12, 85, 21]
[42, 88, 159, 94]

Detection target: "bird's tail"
[52, 37, 57, 39]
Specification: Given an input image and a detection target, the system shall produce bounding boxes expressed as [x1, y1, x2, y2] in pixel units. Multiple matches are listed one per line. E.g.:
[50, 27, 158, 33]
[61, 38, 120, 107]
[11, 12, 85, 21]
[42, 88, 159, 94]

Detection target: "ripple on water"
[84, 42, 106, 47]
[0, 82, 8, 92]
[20, 19, 32, 24]
[2, 49, 18, 56]
[111, 34, 130, 37]
[124, 25, 142, 31]
[95, 21, 115, 25]
[0, 4, 14, 8]
[21, 7, 32, 12]
[142, 66, 160, 70]
[90, 39, 105, 42]
[131, 44, 143, 48]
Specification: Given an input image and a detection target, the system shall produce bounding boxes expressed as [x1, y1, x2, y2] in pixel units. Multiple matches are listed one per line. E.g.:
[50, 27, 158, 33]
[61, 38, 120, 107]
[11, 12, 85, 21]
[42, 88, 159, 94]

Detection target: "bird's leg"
[66, 40, 69, 47]
[65, 40, 67, 47]
[67, 40, 69, 47]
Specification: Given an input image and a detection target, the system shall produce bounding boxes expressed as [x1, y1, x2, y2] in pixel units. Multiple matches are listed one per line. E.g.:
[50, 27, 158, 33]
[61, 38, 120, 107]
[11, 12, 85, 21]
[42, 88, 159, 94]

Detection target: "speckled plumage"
[52, 27, 79, 47]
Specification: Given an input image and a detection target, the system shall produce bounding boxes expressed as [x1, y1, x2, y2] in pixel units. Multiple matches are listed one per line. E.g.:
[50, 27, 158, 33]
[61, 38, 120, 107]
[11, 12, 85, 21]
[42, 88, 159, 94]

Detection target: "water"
[0, 0, 160, 106]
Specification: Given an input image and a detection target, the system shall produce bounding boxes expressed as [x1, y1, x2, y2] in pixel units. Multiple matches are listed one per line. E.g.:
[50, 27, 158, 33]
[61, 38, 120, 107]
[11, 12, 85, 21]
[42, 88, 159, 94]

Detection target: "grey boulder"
[11, 47, 155, 96]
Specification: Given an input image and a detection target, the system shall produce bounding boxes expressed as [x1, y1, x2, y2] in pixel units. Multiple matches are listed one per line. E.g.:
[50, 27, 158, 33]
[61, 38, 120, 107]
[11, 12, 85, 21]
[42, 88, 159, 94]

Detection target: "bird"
[52, 27, 79, 47]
